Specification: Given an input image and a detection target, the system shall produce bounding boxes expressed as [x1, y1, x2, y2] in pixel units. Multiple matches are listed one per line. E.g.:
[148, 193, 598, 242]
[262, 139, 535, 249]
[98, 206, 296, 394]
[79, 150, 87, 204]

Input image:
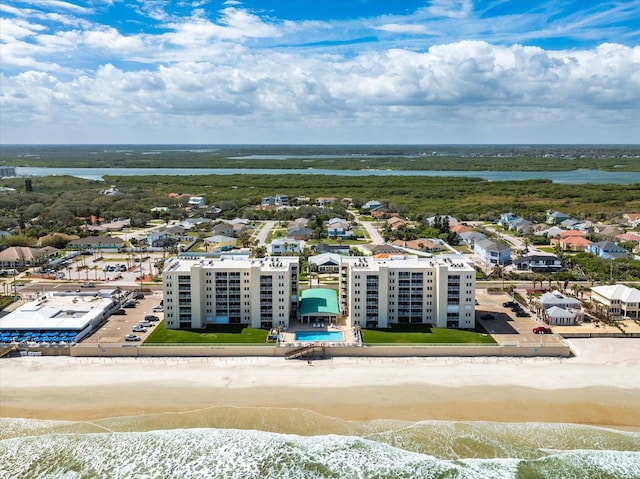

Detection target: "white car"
[132, 326, 147, 333]
[152, 305, 164, 312]
[124, 334, 141, 342]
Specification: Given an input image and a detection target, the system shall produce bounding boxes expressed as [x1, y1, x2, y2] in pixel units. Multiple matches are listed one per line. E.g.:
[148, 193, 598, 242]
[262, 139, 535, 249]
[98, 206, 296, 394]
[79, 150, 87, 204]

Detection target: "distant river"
[15, 166, 640, 184]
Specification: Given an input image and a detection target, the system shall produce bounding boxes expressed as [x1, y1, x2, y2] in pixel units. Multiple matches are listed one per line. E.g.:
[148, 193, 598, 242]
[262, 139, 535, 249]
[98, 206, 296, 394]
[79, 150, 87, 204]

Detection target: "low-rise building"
[474, 239, 511, 266]
[68, 236, 124, 251]
[587, 241, 629, 260]
[0, 292, 116, 342]
[590, 284, 640, 319]
[308, 253, 342, 273]
[536, 292, 583, 325]
[268, 239, 301, 255]
[513, 253, 563, 273]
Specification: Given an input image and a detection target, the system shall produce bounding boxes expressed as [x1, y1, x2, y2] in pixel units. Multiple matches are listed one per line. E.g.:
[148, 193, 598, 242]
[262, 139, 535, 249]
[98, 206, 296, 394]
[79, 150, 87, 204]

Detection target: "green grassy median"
[145, 322, 269, 344]
[361, 324, 496, 344]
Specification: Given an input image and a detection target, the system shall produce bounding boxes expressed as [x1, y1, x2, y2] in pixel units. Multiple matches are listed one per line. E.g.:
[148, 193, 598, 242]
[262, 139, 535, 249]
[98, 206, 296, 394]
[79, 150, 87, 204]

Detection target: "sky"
[1, 0, 639, 144]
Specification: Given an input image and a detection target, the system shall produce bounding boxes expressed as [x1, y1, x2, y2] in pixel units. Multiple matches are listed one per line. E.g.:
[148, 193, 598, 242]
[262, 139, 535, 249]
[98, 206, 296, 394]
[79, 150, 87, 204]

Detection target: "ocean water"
[1, 411, 639, 479]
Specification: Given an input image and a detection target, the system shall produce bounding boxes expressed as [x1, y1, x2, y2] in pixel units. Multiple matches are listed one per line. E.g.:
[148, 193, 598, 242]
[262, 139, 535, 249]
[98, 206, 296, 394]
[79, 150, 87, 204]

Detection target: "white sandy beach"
[1, 338, 639, 427]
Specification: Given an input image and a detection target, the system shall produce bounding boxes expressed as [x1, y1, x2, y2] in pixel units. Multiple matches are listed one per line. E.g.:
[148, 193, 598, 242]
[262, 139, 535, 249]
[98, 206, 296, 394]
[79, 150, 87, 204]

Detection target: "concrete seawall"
[62, 342, 571, 358]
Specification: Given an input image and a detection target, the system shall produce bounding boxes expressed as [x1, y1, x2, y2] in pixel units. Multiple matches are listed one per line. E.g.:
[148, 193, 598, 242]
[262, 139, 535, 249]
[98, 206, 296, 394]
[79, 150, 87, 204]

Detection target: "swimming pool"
[294, 330, 345, 342]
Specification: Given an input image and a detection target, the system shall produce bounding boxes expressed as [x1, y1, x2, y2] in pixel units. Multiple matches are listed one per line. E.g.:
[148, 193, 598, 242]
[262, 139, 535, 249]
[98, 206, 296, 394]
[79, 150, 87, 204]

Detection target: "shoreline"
[2, 339, 640, 429]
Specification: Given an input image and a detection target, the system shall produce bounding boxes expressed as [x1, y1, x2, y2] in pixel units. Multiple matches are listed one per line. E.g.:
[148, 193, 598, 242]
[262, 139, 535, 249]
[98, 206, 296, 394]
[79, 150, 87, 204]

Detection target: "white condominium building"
[339, 255, 476, 329]
[163, 256, 299, 330]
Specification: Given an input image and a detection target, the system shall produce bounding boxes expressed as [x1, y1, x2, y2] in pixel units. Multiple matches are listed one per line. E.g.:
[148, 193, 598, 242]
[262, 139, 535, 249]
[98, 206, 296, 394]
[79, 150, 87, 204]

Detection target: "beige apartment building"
[163, 256, 299, 329]
[339, 255, 476, 329]
[163, 254, 476, 330]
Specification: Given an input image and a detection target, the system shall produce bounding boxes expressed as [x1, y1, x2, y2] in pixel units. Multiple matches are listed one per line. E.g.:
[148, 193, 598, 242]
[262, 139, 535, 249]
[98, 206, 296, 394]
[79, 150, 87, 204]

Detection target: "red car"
[532, 326, 552, 334]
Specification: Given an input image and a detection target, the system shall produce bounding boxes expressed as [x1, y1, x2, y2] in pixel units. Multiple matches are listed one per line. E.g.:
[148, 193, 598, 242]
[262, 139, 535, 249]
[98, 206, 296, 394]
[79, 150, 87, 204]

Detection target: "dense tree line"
[0, 173, 638, 252]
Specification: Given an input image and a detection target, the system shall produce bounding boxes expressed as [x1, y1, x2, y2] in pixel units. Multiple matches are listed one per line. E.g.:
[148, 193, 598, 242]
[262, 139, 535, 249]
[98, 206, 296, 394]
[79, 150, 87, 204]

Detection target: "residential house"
[100, 186, 123, 196]
[450, 223, 473, 235]
[616, 232, 640, 253]
[623, 213, 640, 228]
[68, 236, 124, 251]
[146, 230, 181, 248]
[315, 243, 350, 255]
[386, 216, 414, 231]
[537, 291, 583, 325]
[316, 197, 337, 207]
[327, 218, 352, 239]
[188, 196, 206, 208]
[474, 239, 511, 265]
[362, 200, 382, 212]
[211, 222, 235, 237]
[286, 227, 313, 240]
[288, 218, 309, 230]
[590, 284, 640, 319]
[539, 226, 564, 238]
[559, 230, 587, 239]
[85, 218, 131, 233]
[426, 215, 459, 227]
[182, 217, 213, 228]
[37, 233, 79, 247]
[511, 218, 533, 233]
[545, 306, 577, 326]
[268, 238, 301, 255]
[275, 194, 289, 206]
[308, 253, 342, 273]
[587, 241, 629, 259]
[458, 231, 487, 247]
[261, 196, 275, 208]
[364, 244, 405, 255]
[295, 196, 310, 205]
[559, 218, 581, 230]
[593, 224, 624, 237]
[0, 246, 59, 268]
[392, 238, 446, 253]
[497, 212, 519, 228]
[371, 209, 394, 220]
[552, 235, 592, 252]
[546, 211, 571, 225]
[203, 234, 237, 250]
[513, 253, 563, 273]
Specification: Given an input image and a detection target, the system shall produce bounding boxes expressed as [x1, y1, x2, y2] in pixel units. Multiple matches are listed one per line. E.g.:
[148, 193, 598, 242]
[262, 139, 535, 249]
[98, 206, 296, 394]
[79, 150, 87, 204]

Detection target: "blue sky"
[1, 0, 639, 144]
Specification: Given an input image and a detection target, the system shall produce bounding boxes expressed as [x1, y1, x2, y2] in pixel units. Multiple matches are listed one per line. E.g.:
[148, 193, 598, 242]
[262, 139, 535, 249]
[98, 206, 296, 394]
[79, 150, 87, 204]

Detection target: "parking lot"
[81, 290, 164, 345]
[475, 289, 567, 347]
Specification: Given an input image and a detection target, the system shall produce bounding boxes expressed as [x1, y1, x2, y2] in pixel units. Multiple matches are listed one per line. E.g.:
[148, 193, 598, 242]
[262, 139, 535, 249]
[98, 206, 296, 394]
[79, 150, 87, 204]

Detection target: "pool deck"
[276, 323, 362, 348]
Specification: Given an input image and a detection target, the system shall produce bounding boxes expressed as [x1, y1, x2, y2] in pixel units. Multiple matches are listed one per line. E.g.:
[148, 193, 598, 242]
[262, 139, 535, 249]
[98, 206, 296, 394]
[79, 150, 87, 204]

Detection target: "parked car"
[152, 305, 164, 312]
[144, 315, 160, 322]
[138, 321, 153, 327]
[516, 310, 530, 317]
[132, 292, 145, 300]
[124, 334, 141, 341]
[112, 309, 127, 316]
[480, 313, 496, 320]
[532, 326, 552, 334]
[123, 300, 138, 308]
[503, 301, 516, 308]
[132, 326, 147, 333]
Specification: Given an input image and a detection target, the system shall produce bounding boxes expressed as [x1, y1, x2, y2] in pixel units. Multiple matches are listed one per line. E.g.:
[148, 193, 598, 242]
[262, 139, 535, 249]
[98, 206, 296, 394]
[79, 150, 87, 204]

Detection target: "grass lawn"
[361, 324, 496, 344]
[145, 322, 270, 344]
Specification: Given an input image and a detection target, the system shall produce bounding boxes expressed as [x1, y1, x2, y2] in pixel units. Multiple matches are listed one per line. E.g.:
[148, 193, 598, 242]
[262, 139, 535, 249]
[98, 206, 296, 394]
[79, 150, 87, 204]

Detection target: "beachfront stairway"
[284, 344, 326, 360]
